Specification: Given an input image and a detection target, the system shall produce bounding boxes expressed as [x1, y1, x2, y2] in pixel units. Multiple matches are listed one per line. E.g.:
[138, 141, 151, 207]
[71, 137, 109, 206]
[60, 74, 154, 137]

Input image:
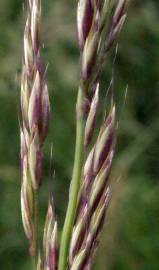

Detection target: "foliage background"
[0, 0, 159, 269]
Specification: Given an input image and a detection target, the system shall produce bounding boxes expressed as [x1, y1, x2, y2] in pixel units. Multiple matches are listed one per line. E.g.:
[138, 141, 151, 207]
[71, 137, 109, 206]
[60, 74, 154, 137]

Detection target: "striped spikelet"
[20, 0, 50, 257]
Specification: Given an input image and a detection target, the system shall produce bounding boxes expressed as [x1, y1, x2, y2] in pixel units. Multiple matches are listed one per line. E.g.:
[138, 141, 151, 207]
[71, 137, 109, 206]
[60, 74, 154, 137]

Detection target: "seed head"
[20, 0, 50, 255]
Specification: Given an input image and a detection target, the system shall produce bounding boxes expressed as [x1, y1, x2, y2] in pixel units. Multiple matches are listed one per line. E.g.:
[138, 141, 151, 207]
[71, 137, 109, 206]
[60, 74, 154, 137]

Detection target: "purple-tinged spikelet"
[113, 0, 126, 25]
[106, 0, 127, 51]
[43, 201, 58, 270]
[69, 197, 88, 265]
[83, 146, 95, 186]
[93, 105, 115, 174]
[77, 0, 93, 50]
[85, 84, 99, 146]
[28, 131, 42, 190]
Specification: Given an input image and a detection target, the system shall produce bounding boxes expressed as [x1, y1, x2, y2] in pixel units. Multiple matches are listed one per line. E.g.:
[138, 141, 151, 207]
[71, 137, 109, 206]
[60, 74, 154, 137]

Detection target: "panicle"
[20, 0, 50, 256]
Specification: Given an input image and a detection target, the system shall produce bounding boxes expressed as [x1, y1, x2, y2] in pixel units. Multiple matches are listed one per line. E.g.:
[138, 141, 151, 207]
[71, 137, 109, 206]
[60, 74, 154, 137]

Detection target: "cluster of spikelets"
[68, 1, 126, 269]
[20, 0, 50, 258]
[20, 0, 127, 270]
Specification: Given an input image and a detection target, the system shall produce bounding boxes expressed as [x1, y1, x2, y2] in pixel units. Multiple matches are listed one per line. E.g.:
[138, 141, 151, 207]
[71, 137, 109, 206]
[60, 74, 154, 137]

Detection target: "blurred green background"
[0, 0, 159, 269]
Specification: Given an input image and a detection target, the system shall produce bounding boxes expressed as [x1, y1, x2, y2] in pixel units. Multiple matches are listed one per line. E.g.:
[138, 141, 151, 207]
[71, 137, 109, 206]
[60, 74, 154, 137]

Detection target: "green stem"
[31, 191, 38, 270]
[58, 88, 85, 270]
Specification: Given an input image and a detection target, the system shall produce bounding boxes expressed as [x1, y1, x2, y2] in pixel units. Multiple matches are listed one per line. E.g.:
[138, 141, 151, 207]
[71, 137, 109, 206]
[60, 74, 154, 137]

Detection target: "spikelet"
[43, 201, 58, 270]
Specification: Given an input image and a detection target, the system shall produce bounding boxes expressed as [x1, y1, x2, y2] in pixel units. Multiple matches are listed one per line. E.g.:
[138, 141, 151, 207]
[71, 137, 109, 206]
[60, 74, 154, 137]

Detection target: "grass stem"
[58, 88, 85, 270]
[31, 191, 38, 270]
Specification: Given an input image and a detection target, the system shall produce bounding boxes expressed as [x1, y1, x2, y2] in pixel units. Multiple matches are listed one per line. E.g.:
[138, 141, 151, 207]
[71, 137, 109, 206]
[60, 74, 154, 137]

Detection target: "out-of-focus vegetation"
[0, 0, 159, 269]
